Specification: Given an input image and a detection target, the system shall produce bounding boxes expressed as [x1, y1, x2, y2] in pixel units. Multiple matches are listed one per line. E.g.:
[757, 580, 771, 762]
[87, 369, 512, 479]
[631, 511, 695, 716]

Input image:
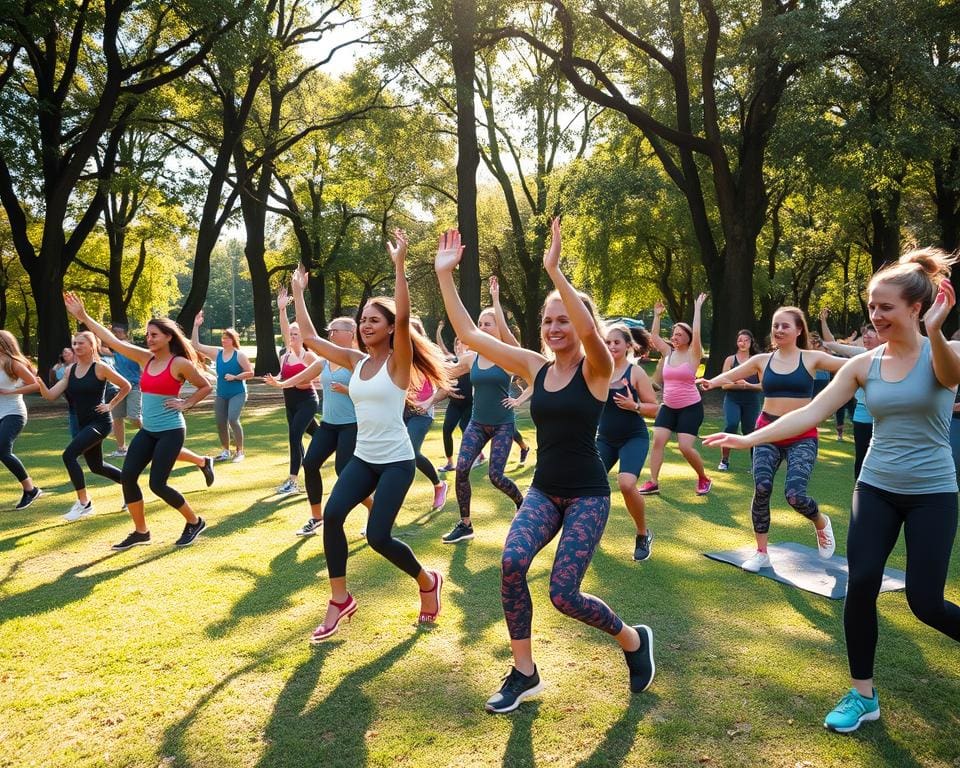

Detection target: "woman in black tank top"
[34, 331, 131, 522]
[435, 218, 655, 714]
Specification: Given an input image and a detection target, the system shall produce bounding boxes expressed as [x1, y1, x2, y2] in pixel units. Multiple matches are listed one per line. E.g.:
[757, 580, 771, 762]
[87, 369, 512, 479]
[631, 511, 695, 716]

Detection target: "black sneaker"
[295, 518, 323, 537]
[175, 517, 206, 546]
[199, 457, 215, 487]
[633, 531, 653, 562]
[111, 530, 151, 551]
[485, 666, 544, 713]
[624, 625, 655, 692]
[441, 520, 475, 544]
[15, 486, 42, 510]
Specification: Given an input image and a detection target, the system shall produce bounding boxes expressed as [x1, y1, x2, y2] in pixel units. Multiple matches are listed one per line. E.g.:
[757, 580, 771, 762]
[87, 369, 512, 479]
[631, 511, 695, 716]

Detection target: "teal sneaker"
[824, 688, 880, 733]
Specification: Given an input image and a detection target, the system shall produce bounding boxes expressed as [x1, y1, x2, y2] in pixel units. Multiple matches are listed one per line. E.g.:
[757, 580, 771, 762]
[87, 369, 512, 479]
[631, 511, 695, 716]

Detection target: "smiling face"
[541, 298, 580, 354]
[771, 311, 802, 350]
[868, 283, 921, 341]
[605, 329, 630, 362]
[671, 325, 691, 350]
[145, 322, 173, 353]
[359, 302, 394, 349]
[861, 327, 880, 350]
[326, 322, 356, 349]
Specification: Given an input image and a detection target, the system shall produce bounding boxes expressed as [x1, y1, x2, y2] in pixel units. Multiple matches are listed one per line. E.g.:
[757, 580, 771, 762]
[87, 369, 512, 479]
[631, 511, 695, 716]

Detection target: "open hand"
[543, 217, 562, 273]
[64, 292, 87, 321]
[387, 229, 408, 267]
[923, 279, 955, 334]
[194, 310, 205, 328]
[435, 229, 463, 273]
[701, 432, 749, 449]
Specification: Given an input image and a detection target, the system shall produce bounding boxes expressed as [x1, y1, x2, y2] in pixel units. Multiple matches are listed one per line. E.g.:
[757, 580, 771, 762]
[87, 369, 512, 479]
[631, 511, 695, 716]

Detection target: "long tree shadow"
[256, 633, 421, 768]
[501, 700, 539, 768]
[575, 693, 658, 768]
[446, 541, 507, 647]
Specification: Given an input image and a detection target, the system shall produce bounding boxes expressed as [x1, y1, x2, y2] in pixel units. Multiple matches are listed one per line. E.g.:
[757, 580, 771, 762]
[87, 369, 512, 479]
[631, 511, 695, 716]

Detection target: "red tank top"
[141, 356, 181, 396]
[281, 352, 315, 389]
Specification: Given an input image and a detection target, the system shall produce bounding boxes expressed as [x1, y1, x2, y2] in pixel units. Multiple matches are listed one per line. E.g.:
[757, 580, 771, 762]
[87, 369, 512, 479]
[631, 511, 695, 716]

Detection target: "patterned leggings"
[455, 421, 523, 518]
[750, 438, 819, 534]
[501, 487, 622, 640]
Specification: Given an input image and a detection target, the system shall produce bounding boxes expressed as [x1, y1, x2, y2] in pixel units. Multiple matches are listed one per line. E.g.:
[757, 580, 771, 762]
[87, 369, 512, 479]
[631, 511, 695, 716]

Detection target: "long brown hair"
[148, 318, 198, 366]
[0, 330, 35, 379]
[773, 307, 810, 350]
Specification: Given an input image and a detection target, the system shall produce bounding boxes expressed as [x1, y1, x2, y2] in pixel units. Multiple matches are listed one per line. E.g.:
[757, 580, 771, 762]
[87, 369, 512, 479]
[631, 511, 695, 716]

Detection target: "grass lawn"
[1, 402, 958, 768]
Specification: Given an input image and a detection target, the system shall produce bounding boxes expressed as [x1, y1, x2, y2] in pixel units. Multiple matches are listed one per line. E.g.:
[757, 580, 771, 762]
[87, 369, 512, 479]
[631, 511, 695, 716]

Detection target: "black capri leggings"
[845, 482, 960, 680]
[285, 393, 319, 476]
[442, 400, 472, 458]
[63, 420, 123, 491]
[302, 421, 357, 505]
[121, 427, 186, 508]
[322, 457, 420, 579]
[0, 414, 28, 482]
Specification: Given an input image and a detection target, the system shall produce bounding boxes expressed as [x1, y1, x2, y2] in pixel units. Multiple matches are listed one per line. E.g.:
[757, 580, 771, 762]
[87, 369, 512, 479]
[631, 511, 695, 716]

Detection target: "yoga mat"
[704, 542, 906, 600]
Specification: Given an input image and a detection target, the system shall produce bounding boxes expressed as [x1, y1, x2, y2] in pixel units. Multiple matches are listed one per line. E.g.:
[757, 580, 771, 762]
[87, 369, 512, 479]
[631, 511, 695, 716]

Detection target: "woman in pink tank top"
[639, 294, 712, 497]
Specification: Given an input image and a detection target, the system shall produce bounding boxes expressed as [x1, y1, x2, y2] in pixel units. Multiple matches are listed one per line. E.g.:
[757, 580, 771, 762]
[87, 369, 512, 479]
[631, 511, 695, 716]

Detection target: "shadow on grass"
[256, 633, 422, 768]
[447, 540, 504, 647]
[502, 700, 539, 768]
[575, 693, 657, 768]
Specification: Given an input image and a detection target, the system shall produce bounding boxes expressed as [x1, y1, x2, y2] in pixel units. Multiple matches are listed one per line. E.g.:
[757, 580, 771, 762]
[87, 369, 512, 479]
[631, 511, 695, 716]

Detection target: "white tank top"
[350, 354, 414, 463]
[0, 366, 27, 420]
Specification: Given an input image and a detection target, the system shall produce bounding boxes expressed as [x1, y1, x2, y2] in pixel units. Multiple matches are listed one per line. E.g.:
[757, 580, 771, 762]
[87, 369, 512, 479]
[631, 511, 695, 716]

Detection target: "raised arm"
[191, 310, 221, 361]
[490, 275, 520, 347]
[290, 265, 363, 370]
[690, 292, 707, 363]
[543, 217, 612, 385]
[64, 292, 151, 366]
[435, 320, 452, 357]
[278, 286, 292, 347]
[810, 349, 848, 374]
[819, 307, 835, 342]
[435, 229, 545, 385]
[385, 230, 412, 389]
[649, 301, 672, 355]
[923, 279, 960, 389]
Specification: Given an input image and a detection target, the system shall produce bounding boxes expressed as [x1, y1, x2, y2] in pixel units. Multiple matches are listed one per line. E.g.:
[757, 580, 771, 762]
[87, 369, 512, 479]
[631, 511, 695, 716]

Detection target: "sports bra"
[762, 353, 814, 399]
[141, 356, 181, 397]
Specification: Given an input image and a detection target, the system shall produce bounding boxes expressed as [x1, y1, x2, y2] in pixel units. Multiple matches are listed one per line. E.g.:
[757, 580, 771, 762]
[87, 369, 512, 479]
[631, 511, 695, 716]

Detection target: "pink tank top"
[281, 352, 315, 390]
[661, 355, 701, 409]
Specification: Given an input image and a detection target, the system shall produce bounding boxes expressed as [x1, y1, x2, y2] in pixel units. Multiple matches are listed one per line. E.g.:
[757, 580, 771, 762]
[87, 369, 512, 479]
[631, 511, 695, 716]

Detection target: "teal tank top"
[471, 357, 515, 426]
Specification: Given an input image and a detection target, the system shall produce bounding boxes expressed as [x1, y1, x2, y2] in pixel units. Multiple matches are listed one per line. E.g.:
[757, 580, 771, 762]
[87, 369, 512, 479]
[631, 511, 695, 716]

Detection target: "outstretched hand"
[820, 307, 829, 321]
[653, 300, 665, 316]
[291, 265, 308, 294]
[387, 229, 408, 268]
[489, 275, 500, 300]
[277, 286, 290, 309]
[263, 373, 283, 389]
[694, 292, 708, 309]
[64, 292, 86, 321]
[194, 310, 205, 328]
[696, 377, 715, 391]
[435, 229, 463, 273]
[923, 279, 956, 334]
[543, 217, 562, 273]
[701, 432, 749, 449]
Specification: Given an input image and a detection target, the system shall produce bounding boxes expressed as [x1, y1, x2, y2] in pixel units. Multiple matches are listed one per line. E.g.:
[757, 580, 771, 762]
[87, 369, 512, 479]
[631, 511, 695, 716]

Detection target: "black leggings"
[845, 482, 960, 680]
[302, 421, 357, 505]
[0, 414, 28, 482]
[285, 395, 319, 476]
[121, 427, 186, 509]
[63, 420, 123, 491]
[322, 457, 420, 579]
[406, 413, 440, 485]
[853, 420, 873, 479]
[442, 400, 472, 458]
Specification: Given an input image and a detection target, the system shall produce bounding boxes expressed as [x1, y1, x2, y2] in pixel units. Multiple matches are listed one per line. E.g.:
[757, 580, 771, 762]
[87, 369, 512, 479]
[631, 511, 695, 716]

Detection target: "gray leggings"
[214, 393, 246, 448]
[751, 438, 819, 534]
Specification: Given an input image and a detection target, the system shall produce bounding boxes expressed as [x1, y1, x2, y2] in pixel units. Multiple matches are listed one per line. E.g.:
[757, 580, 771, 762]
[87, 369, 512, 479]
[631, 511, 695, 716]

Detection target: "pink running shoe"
[432, 481, 449, 511]
[696, 477, 712, 495]
[638, 481, 660, 495]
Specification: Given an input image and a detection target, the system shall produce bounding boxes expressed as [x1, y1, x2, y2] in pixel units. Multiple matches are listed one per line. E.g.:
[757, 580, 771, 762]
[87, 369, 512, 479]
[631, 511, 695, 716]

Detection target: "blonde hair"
[0, 330, 34, 379]
[869, 247, 958, 315]
[74, 331, 101, 361]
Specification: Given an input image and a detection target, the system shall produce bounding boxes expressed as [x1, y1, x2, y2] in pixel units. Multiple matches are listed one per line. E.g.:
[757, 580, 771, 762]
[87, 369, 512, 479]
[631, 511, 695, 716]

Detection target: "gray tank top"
[859, 338, 958, 494]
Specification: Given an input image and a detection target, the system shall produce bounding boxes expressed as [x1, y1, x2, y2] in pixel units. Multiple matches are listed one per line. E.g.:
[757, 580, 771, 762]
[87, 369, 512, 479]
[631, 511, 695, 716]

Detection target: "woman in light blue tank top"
[705, 248, 960, 736]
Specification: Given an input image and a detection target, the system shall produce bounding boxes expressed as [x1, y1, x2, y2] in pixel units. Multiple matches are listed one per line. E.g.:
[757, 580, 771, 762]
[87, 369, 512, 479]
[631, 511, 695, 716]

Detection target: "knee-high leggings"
[845, 482, 960, 679]
[63, 419, 123, 491]
[455, 421, 523, 519]
[405, 413, 440, 485]
[442, 400, 472, 458]
[121, 427, 186, 508]
[0, 414, 28, 482]
[302, 421, 357, 505]
[751, 438, 819, 534]
[322, 457, 420, 579]
[215, 393, 247, 448]
[285, 394, 319, 476]
[501, 487, 622, 639]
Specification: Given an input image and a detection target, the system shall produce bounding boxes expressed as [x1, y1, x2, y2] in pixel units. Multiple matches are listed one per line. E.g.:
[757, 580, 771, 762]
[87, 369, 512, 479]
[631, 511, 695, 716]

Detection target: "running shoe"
[824, 688, 880, 733]
[519, 446, 530, 465]
[64, 500, 94, 522]
[107, 447, 127, 458]
[215, 449, 232, 461]
[637, 481, 659, 496]
[295, 518, 323, 536]
[14, 486, 42, 510]
[111, 530, 151, 551]
[199, 457, 215, 487]
[175, 517, 206, 547]
[816, 514, 836, 559]
[442, 520, 475, 544]
[276, 479, 300, 495]
[231, 451, 245, 463]
[633, 531, 653, 562]
[696, 476, 712, 495]
[436, 462, 455, 473]
[741, 550, 771, 573]
[717, 460, 729, 471]
[623, 625, 655, 692]
[485, 666, 544, 714]
[432, 481, 449, 511]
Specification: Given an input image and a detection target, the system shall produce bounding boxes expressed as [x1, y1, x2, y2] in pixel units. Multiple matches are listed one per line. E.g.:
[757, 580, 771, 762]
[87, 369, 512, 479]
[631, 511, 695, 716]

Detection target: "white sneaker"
[816, 514, 836, 559]
[742, 550, 771, 573]
[107, 447, 127, 458]
[276, 479, 300, 495]
[215, 449, 232, 461]
[64, 500, 93, 522]
[231, 451, 245, 463]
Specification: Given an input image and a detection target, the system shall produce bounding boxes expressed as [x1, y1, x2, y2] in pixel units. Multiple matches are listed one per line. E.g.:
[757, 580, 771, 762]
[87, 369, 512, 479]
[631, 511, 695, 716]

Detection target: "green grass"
[1, 403, 958, 768]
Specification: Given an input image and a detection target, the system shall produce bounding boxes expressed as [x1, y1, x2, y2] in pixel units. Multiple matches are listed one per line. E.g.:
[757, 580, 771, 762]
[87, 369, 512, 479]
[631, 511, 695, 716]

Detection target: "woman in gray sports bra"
[705, 248, 960, 736]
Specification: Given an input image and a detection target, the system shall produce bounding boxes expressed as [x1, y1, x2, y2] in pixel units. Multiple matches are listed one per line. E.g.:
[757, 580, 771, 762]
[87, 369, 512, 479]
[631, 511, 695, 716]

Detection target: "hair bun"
[899, 247, 957, 283]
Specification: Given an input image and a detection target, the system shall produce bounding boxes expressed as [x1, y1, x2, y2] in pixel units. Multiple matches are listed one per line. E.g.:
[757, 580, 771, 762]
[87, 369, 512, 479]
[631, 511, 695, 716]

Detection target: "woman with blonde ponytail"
[0, 330, 42, 509]
[705, 247, 960, 734]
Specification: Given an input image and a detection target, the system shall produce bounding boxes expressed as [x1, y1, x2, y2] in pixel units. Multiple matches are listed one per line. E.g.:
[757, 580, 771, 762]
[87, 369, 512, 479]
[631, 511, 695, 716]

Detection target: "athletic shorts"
[653, 401, 704, 436]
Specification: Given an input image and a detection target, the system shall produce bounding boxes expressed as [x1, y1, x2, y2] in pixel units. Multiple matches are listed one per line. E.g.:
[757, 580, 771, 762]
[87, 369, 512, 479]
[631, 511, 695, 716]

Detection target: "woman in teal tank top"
[705, 248, 960, 737]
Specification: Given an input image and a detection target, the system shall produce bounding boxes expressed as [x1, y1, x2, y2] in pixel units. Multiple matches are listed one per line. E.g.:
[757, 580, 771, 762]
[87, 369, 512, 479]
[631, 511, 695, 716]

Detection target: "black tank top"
[598, 364, 648, 442]
[454, 361, 473, 407]
[530, 359, 610, 497]
[67, 363, 111, 428]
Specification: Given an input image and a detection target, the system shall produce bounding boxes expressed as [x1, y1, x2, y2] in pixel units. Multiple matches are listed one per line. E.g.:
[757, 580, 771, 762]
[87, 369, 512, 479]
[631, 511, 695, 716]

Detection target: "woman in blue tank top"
[436, 218, 654, 714]
[705, 248, 960, 735]
[265, 316, 372, 538]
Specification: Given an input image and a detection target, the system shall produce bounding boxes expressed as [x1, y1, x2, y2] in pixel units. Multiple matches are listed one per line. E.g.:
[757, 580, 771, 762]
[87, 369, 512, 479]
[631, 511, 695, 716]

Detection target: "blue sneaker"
[824, 688, 880, 733]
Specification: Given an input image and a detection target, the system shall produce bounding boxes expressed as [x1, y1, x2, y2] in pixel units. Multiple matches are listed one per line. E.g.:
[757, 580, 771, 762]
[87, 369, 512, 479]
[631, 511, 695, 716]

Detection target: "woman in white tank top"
[0, 330, 42, 510]
[287, 231, 451, 644]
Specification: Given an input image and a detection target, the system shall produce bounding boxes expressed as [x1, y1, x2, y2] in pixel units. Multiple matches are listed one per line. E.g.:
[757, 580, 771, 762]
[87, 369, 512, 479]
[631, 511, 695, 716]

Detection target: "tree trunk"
[28, 247, 70, 370]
